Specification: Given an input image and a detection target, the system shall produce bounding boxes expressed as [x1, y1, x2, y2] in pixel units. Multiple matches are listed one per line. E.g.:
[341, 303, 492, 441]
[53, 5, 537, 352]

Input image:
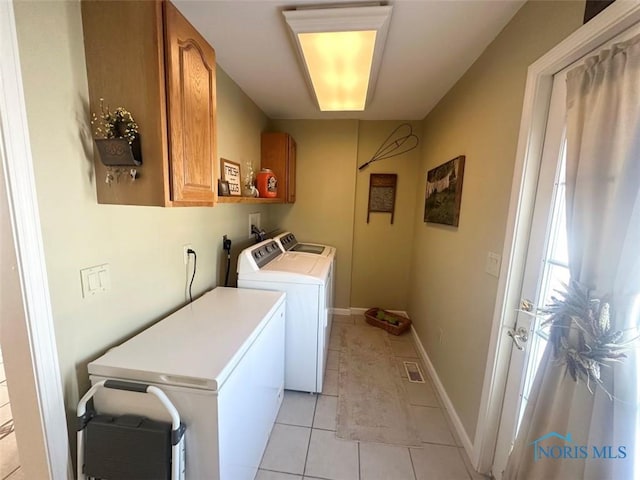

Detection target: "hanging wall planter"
[96, 136, 142, 167]
[95, 136, 142, 166]
[91, 99, 142, 167]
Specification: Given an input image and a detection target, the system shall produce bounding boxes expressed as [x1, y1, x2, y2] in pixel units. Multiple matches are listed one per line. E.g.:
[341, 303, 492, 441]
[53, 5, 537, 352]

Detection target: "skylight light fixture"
[283, 4, 393, 112]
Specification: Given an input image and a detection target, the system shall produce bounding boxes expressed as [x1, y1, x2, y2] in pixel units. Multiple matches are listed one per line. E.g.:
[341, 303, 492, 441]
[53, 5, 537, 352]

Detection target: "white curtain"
[504, 34, 640, 479]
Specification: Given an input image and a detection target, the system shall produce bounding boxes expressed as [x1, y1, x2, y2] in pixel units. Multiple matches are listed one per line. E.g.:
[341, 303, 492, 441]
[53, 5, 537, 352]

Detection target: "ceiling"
[174, 0, 526, 120]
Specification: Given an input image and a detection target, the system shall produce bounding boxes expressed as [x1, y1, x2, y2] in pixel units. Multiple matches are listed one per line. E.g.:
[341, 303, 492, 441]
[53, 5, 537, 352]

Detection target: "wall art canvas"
[424, 155, 465, 227]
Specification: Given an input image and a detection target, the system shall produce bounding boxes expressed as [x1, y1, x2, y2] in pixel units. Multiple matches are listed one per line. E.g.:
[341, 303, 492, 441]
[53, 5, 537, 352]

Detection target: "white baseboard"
[349, 307, 409, 318]
[330, 308, 351, 316]
[410, 326, 475, 459]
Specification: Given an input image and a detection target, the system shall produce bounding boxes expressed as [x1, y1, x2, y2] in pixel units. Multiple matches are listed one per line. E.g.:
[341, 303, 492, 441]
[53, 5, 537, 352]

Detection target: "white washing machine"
[237, 239, 332, 393]
[273, 231, 335, 261]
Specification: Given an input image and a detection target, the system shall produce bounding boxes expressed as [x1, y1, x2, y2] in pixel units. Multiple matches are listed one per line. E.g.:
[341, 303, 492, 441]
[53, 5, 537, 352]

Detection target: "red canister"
[256, 168, 277, 198]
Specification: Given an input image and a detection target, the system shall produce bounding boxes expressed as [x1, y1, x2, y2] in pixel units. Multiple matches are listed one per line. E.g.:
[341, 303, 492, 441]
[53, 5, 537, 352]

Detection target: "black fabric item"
[83, 414, 172, 480]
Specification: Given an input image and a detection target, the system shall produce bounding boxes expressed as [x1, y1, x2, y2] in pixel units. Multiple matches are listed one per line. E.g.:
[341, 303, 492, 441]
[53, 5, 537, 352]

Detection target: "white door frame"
[474, 1, 640, 474]
[0, 2, 71, 479]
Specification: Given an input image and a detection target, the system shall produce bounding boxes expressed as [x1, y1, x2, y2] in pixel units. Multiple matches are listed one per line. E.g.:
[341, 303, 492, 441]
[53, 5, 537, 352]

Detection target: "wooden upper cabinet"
[164, 2, 216, 205]
[81, 0, 217, 206]
[261, 132, 296, 203]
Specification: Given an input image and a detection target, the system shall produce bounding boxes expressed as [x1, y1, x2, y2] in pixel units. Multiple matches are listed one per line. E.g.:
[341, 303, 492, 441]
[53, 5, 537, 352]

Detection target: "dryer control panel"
[250, 241, 283, 269]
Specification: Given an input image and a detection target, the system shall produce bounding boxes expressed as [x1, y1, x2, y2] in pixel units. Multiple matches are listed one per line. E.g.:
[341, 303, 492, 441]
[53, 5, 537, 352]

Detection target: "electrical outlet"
[438, 328, 444, 344]
[183, 244, 193, 265]
[248, 212, 261, 238]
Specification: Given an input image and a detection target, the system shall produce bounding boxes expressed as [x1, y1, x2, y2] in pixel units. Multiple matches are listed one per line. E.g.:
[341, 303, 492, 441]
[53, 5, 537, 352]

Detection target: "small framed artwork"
[217, 179, 230, 196]
[220, 158, 241, 196]
[367, 174, 397, 224]
[424, 155, 465, 227]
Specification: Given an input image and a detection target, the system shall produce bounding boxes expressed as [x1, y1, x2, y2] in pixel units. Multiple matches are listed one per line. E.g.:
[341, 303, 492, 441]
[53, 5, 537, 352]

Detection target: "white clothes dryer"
[237, 239, 332, 393]
[272, 231, 336, 315]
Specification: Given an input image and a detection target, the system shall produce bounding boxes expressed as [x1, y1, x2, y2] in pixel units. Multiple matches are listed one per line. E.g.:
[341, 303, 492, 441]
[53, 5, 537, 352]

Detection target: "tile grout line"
[258, 391, 315, 477]
[357, 441, 361, 480]
[259, 466, 333, 480]
[308, 426, 335, 433]
[408, 447, 418, 480]
[275, 420, 319, 429]
[3, 466, 20, 480]
[302, 393, 319, 477]
[310, 392, 320, 430]
[421, 439, 459, 448]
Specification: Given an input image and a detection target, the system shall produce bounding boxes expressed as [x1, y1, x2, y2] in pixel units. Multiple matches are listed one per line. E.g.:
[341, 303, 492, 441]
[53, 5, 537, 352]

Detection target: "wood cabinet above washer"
[81, 0, 217, 206]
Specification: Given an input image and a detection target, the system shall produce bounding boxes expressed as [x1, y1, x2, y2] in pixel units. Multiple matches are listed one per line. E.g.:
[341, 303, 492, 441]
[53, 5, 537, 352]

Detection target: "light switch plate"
[485, 252, 501, 277]
[80, 264, 110, 298]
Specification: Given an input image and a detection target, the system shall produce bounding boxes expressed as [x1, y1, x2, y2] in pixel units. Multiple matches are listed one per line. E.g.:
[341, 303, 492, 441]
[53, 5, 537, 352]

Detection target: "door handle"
[520, 298, 534, 312]
[507, 326, 529, 351]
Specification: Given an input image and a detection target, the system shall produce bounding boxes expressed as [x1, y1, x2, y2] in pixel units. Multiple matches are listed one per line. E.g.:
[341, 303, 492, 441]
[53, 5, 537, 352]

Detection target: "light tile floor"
[257, 315, 488, 480]
[0, 348, 21, 480]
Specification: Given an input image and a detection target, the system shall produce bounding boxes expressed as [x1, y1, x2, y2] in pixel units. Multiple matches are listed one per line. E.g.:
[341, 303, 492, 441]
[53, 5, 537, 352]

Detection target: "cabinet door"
[286, 136, 296, 203]
[261, 132, 296, 204]
[81, 0, 170, 206]
[164, 1, 217, 206]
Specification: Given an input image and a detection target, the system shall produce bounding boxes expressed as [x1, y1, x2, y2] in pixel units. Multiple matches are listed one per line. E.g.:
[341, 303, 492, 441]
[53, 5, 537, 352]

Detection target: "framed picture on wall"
[220, 158, 241, 196]
[424, 155, 465, 227]
[367, 174, 397, 224]
[217, 179, 230, 196]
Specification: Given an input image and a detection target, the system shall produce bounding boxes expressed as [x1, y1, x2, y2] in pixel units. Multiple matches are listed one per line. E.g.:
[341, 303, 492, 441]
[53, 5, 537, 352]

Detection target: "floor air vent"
[403, 361, 425, 383]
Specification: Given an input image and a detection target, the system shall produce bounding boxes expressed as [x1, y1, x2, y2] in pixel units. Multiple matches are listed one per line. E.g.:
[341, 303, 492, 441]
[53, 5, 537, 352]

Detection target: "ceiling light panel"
[298, 30, 376, 111]
[284, 5, 392, 112]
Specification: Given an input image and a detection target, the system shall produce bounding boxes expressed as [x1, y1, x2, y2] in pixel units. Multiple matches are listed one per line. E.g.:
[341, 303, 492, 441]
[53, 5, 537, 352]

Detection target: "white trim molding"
[411, 326, 474, 456]
[475, 1, 640, 476]
[350, 307, 409, 318]
[330, 307, 352, 316]
[0, 2, 71, 479]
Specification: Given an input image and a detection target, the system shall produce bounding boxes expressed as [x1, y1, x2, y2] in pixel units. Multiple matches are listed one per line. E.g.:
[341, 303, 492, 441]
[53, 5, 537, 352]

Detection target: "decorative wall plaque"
[220, 158, 242, 196]
[367, 174, 397, 224]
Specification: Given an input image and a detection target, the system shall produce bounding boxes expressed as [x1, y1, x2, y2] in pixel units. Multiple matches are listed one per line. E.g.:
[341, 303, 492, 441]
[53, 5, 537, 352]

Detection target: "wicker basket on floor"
[364, 308, 411, 336]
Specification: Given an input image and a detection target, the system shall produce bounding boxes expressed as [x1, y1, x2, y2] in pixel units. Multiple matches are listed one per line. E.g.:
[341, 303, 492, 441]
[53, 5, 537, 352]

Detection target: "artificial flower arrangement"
[91, 98, 138, 144]
[90, 98, 142, 181]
